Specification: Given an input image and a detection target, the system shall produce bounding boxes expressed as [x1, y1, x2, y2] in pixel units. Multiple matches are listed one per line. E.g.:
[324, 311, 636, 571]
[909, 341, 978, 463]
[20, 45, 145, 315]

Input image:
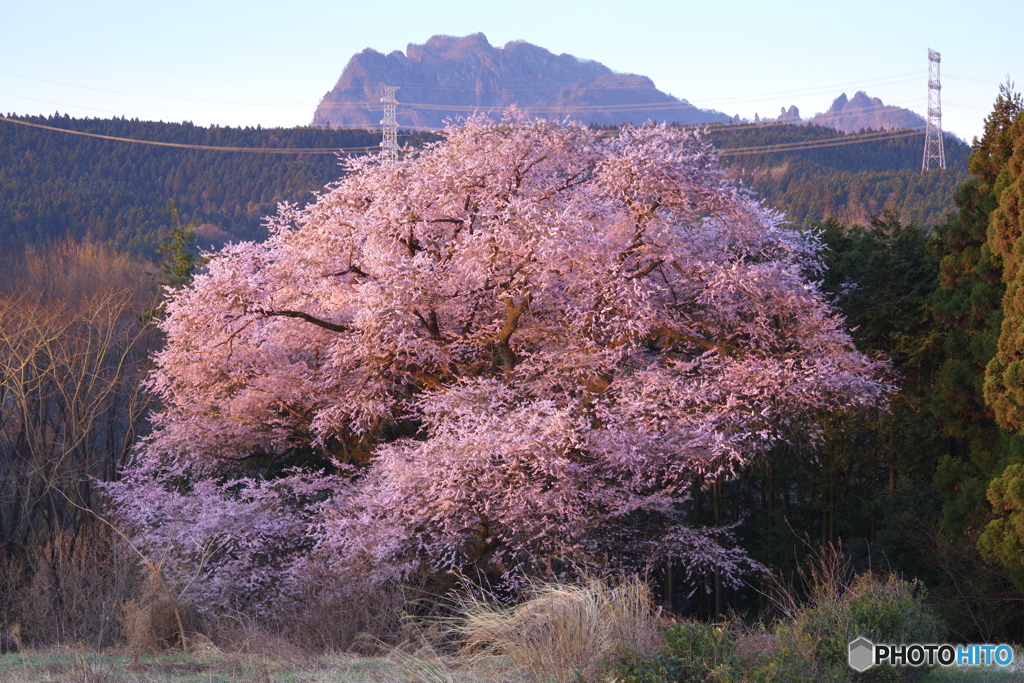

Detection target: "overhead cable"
[1, 114, 928, 157]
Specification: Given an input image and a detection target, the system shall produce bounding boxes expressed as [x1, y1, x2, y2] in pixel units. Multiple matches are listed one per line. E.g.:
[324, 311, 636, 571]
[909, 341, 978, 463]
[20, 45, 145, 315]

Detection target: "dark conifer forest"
[0, 114, 969, 256]
[709, 122, 971, 227]
[0, 114, 438, 254]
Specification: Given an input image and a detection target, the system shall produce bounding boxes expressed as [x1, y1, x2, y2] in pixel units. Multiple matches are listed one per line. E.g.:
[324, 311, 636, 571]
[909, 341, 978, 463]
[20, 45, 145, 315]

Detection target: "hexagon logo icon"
[849, 637, 875, 672]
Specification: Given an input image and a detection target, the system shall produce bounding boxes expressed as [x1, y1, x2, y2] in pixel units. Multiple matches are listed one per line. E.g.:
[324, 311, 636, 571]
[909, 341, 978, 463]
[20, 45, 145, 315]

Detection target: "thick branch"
[399, 224, 421, 257]
[408, 368, 445, 391]
[583, 373, 612, 395]
[627, 259, 664, 280]
[649, 327, 721, 353]
[329, 264, 369, 278]
[495, 294, 531, 370]
[259, 309, 349, 333]
[414, 309, 447, 343]
[497, 295, 530, 347]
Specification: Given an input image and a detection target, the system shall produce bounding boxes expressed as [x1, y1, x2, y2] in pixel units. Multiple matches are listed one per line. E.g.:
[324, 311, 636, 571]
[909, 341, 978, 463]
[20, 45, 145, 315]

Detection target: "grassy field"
[5, 647, 1024, 682]
[920, 659, 1024, 682]
[0, 649, 529, 683]
[923, 671, 1023, 682]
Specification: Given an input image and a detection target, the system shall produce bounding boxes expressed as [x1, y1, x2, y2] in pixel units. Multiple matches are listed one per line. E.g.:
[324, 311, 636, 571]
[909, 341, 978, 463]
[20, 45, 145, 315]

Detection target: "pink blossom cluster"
[108, 112, 890, 611]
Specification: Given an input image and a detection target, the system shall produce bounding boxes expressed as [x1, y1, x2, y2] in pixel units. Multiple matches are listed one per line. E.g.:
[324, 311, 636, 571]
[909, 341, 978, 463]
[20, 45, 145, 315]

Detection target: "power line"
[694, 73, 921, 106]
[1, 69, 921, 104]
[0, 91, 125, 116]
[0, 72, 314, 108]
[3, 69, 944, 132]
[1, 114, 929, 158]
[318, 99, 753, 113]
[316, 72, 922, 103]
[0, 116, 378, 154]
[717, 129, 922, 156]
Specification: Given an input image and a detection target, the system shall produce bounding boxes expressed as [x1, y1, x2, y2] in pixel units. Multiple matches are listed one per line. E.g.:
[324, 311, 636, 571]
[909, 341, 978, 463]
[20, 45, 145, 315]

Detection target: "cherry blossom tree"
[108, 112, 890, 611]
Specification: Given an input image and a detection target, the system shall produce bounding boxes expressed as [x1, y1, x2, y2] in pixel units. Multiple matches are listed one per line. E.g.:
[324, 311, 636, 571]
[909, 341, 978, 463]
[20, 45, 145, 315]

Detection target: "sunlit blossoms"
[109, 112, 890, 610]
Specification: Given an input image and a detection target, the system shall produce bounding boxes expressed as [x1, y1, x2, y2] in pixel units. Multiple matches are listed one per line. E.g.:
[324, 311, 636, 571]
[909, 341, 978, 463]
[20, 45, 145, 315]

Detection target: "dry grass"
[455, 576, 663, 683]
[379, 644, 526, 683]
[0, 524, 142, 649]
[0, 572, 664, 682]
[761, 542, 853, 622]
[0, 648, 532, 683]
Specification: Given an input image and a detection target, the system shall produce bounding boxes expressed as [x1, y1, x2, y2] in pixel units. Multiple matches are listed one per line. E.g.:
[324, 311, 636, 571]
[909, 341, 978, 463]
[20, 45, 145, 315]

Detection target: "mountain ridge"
[768, 91, 927, 134]
[312, 33, 734, 128]
[315, 34, 935, 138]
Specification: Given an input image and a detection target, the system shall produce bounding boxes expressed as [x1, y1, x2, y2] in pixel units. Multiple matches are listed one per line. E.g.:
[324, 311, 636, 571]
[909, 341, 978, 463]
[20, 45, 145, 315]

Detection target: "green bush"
[608, 570, 944, 682]
[610, 621, 738, 682]
[731, 623, 817, 683]
[793, 571, 945, 682]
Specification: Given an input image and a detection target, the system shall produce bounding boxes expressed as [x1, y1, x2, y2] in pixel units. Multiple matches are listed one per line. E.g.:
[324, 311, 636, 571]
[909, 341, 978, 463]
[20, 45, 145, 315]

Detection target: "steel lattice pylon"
[379, 85, 400, 162]
[922, 48, 946, 172]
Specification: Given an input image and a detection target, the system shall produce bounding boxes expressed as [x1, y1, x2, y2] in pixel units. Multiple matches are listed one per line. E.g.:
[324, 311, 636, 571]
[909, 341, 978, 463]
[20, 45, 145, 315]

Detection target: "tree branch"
[258, 309, 349, 333]
[495, 294, 531, 371]
[649, 326, 721, 352]
[414, 308, 448, 343]
[627, 259, 664, 280]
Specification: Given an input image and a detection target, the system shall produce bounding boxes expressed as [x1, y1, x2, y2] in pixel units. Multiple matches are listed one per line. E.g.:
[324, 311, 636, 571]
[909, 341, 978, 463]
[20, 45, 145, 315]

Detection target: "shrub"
[0, 523, 141, 648]
[611, 621, 738, 682]
[731, 623, 818, 683]
[793, 571, 944, 682]
[607, 550, 944, 682]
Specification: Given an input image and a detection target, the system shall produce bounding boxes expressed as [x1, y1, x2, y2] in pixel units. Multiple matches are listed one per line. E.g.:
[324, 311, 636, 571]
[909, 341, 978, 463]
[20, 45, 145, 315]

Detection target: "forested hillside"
[0, 115, 971, 256]
[0, 115, 436, 254]
[710, 122, 971, 227]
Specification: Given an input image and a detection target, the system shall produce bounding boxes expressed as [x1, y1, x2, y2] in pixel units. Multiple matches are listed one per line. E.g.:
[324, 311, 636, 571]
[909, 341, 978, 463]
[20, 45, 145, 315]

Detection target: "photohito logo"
[848, 637, 1015, 671]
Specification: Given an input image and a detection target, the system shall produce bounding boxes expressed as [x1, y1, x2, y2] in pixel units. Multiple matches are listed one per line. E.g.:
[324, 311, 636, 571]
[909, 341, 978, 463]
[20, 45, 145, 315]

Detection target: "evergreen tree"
[931, 83, 1024, 530]
[141, 200, 207, 324]
[984, 111, 1024, 430]
[157, 199, 204, 291]
[926, 83, 1024, 631]
[971, 83, 1024, 588]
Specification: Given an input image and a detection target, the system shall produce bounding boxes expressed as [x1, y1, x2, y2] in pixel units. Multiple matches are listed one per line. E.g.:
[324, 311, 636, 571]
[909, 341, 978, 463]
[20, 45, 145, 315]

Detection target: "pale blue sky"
[1, 0, 1020, 142]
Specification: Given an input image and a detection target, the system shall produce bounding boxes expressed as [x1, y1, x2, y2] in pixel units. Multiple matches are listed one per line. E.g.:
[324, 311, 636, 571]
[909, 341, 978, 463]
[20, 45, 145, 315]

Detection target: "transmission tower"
[379, 85, 400, 162]
[922, 48, 946, 172]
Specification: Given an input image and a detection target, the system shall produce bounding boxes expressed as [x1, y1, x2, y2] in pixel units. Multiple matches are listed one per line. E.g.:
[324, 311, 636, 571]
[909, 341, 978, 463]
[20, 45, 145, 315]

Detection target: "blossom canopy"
[114, 112, 890, 607]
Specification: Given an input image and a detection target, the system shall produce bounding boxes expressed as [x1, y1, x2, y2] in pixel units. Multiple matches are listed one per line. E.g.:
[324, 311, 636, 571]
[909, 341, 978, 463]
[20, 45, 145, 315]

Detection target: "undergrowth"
[0, 547, 961, 683]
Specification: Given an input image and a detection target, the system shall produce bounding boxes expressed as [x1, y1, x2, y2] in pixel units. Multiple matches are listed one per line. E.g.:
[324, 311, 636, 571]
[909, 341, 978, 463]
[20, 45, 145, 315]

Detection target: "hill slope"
[710, 122, 970, 227]
[0, 115, 435, 254]
[0, 116, 970, 257]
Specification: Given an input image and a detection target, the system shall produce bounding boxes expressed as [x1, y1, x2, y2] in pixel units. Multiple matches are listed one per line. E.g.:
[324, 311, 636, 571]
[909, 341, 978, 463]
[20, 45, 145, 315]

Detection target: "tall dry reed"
[456, 576, 662, 682]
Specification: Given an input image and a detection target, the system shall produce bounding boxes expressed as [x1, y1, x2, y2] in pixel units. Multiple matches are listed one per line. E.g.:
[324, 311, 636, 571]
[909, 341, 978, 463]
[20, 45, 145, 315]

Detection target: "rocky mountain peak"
[778, 105, 801, 123]
[407, 33, 494, 62]
[813, 91, 924, 132]
[312, 34, 731, 129]
[764, 91, 926, 134]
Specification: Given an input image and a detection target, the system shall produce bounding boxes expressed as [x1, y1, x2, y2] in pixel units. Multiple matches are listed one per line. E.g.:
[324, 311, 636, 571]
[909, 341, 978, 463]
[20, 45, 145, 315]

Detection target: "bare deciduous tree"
[0, 239, 157, 645]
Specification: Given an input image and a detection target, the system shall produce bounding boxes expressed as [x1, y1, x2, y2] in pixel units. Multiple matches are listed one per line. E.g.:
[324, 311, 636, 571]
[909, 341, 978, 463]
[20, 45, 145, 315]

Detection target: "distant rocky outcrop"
[777, 105, 801, 124]
[777, 91, 925, 133]
[312, 33, 733, 129]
